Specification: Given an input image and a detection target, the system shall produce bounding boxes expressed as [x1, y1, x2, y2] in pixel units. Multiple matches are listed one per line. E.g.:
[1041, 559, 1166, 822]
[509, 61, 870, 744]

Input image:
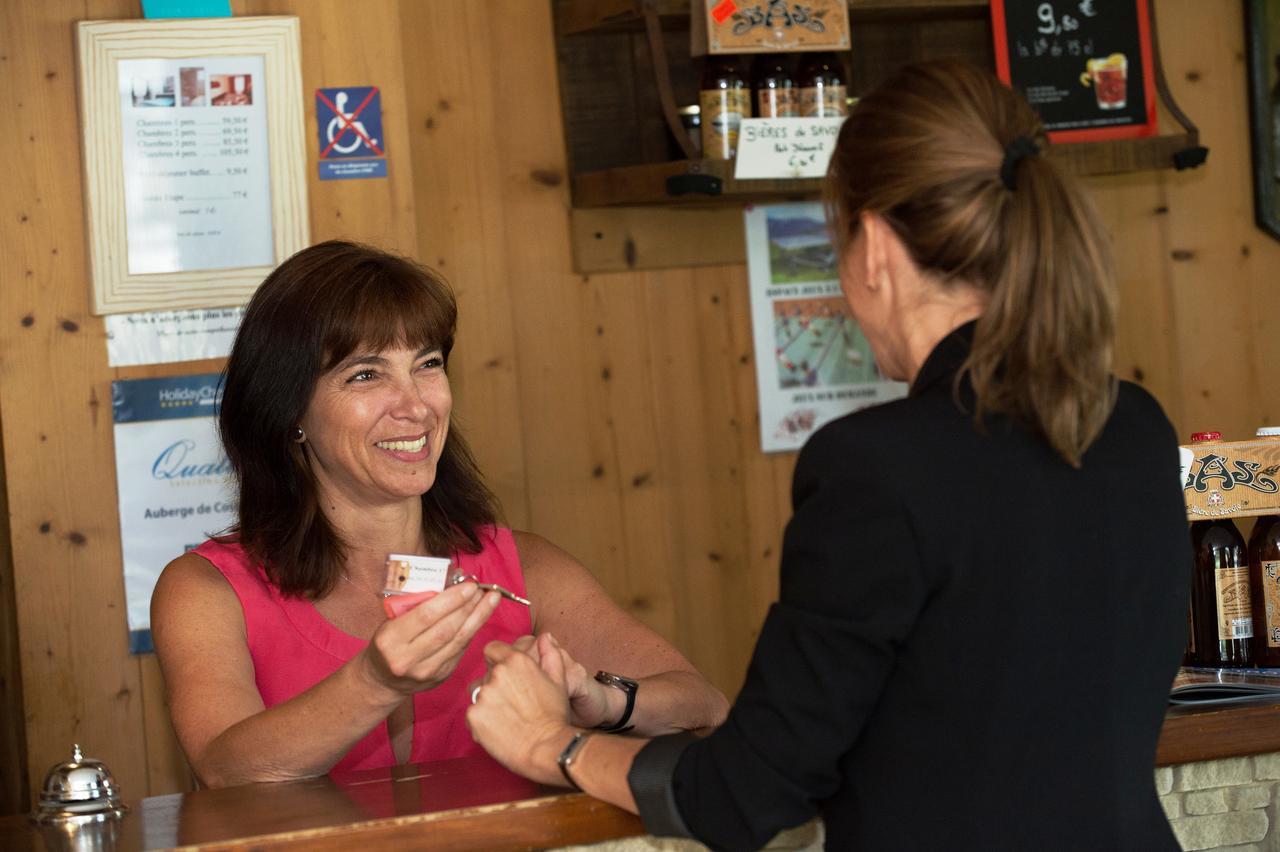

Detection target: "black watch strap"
[593, 670, 637, 733]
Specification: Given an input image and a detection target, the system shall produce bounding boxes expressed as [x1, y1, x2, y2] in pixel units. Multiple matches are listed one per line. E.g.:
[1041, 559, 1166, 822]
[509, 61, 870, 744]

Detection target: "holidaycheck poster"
[744, 203, 906, 452]
[991, 0, 1157, 142]
[113, 373, 234, 653]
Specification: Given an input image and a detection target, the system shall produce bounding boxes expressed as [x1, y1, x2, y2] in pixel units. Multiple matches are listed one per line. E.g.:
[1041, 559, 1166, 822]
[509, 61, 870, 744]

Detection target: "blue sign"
[112, 373, 223, 424]
[316, 86, 387, 180]
[141, 0, 231, 18]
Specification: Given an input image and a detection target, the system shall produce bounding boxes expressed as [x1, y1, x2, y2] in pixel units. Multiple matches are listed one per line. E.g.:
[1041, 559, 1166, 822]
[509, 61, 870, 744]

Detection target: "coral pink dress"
[195, 526, 532, 774]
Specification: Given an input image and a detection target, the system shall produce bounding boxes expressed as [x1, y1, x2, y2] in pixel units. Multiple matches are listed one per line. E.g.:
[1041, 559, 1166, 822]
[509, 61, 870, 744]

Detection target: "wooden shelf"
[557, 0, 988, 36]
[571, 132, 1204, 207]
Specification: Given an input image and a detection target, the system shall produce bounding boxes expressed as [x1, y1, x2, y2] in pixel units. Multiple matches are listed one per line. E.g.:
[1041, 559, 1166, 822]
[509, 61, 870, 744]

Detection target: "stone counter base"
[1158, 752, 1280, 850]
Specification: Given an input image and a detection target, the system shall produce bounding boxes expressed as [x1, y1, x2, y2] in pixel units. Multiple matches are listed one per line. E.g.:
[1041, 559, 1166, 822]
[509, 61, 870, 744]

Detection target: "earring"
[291, 426, 305, 443]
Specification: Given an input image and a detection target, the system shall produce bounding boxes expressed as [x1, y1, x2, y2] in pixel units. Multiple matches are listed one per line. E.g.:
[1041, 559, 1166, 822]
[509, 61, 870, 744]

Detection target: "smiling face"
[298, 344, 452, 510]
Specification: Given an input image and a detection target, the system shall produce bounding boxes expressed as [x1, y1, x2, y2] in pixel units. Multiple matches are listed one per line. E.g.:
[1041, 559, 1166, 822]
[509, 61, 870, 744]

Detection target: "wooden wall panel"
[0, 404, 26, 814]
[1154, 0, 1280, 440]
[398, 0, 531, 529]
[0, 0, 421, 808]
[3, 0, 1280, 815]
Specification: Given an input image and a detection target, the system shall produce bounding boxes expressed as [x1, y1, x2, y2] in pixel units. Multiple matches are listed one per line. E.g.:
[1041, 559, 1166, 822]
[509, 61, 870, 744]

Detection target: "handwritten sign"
[734, 117, 845, 179]
[992, 0, 1156, 142]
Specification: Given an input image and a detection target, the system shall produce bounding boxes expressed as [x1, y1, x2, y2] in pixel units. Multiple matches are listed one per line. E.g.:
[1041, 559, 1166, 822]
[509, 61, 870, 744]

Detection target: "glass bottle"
[699, 55, 750, 160]
[1192, 517, 1253, 668]
[1249, 426, 1280, 668]
[1188, 430, 1254, 667]
[796, 52, 848, 118]
[1182, 432, 1254, 665]
[750, 54, 798, 118]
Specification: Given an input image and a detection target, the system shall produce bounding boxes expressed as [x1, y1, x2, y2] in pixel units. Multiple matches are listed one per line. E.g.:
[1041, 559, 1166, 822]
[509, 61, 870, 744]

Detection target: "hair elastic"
[1000, 136, 1040, 191]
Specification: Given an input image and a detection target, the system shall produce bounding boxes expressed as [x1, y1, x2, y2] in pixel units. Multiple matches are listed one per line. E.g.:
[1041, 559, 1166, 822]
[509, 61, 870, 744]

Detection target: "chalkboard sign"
[991, 0, 1157, 143]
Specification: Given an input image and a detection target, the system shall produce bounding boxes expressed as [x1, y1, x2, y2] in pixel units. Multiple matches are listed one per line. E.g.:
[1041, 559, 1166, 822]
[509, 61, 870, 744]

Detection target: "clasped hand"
[358, 581, 501, 697]
[511, 633, 619, 729]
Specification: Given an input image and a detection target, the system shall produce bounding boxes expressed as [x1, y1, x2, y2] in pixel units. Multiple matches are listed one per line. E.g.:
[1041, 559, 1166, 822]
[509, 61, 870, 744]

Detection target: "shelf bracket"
[642, 0, 699, 160]
[1149, 0, 1209, 170]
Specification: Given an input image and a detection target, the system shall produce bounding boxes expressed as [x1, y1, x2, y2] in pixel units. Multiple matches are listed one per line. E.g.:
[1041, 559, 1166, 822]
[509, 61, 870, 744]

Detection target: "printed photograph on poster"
[113, 373, 235, 653]
[745, 202, 907, 453]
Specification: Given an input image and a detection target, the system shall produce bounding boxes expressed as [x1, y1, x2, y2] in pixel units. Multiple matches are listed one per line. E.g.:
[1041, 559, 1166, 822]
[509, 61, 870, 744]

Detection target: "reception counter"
[5, 698, 1280, 851]
[0, 755, 643, 851]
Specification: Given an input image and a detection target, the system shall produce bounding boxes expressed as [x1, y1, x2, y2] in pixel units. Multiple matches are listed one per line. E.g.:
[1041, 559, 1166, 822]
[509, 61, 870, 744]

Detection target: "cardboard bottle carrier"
[1181, 438, 1280, 520]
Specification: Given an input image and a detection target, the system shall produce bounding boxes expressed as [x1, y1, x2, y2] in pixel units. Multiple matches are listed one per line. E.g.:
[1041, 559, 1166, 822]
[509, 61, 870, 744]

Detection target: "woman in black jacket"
[466, 60, 1189, 851]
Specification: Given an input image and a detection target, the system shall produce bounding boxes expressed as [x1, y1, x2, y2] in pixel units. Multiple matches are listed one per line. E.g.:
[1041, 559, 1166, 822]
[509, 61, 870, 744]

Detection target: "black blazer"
[632, 323, 1189, 851]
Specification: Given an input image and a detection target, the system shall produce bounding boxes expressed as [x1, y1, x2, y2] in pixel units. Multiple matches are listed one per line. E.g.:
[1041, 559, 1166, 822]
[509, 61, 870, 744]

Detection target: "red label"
[711, 0, 737, 25]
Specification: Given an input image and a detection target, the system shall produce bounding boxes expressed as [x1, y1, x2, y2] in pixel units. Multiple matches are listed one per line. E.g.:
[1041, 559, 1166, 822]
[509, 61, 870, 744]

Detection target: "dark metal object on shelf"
[666, 171, 723, 197]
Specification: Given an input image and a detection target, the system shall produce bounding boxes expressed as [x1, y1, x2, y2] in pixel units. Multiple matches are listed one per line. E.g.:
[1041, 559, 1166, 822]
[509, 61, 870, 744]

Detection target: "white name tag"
[383, 554, 451, 595]
[734, 117, 847, 180]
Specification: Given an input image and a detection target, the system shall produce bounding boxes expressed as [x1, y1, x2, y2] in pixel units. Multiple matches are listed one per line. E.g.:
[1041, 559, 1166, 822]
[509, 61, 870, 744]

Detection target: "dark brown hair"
[825, 60, 1117, 467]
[218, 240, 499, 598]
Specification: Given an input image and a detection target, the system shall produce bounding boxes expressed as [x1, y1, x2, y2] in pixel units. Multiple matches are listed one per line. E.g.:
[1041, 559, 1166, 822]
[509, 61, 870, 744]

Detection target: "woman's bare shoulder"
[152, 549, 244, 637]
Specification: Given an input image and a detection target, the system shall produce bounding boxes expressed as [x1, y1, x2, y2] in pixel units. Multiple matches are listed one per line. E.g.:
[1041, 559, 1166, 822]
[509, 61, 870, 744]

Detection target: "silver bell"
[32, 744, 128, 825]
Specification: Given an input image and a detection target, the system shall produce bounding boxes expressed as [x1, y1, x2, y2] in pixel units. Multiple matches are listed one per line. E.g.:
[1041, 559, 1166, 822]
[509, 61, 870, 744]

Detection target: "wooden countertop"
[0, 755, 643, 851]
[5, 695, 1277, 849]
[1157, 697, 1280, 766]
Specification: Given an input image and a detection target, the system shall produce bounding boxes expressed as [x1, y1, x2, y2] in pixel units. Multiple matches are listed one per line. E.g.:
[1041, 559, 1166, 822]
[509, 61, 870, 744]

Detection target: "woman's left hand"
[519, 633, 618, 730]
[466, 641, 575, 786]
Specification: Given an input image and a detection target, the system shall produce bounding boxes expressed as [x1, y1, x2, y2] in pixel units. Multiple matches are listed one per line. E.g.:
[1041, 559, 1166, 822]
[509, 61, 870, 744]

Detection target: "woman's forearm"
[193, 653, 402, 787]
[624, 670, 729, 736]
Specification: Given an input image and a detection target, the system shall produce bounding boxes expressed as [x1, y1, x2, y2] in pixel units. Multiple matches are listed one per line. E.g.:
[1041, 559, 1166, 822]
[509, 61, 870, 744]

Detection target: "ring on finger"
[470, 685, 482, 705]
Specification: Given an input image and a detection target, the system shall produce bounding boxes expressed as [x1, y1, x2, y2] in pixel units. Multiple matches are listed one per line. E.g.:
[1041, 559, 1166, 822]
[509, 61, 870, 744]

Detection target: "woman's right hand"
[359, 581, 502, 696]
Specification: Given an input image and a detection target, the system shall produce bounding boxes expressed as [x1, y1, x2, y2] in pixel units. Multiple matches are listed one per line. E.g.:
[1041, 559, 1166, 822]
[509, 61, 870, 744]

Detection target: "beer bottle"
[750, 54, 798, 118]
[797, 52, 848, 118]
[1249, 426, 1280, 668]
[1189, 433, 1254, 667]
[700, 55, 750, 160]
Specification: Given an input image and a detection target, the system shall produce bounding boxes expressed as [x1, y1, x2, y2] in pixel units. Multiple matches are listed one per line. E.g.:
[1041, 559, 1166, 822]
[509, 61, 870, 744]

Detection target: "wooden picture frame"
[77, 16, 309, 315]
[1246, 0, 1280, 241]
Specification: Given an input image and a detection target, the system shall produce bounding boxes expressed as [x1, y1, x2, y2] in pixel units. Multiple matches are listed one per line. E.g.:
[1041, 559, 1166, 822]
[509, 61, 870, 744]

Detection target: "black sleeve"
[628, 426, 932, 851]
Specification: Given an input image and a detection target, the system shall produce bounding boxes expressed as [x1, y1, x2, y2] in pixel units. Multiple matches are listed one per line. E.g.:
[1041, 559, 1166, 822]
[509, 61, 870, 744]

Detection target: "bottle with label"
[700, 55, 750, 160]
[1188, 432, 1254, 667]
[797, 52, 848, 118]
[750, 54, 798, 118]
[1249, 426, 1280, 667]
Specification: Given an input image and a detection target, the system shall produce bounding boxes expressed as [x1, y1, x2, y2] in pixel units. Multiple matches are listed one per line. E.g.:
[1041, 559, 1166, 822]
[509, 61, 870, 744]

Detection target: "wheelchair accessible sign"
[316, 86, 387, 180]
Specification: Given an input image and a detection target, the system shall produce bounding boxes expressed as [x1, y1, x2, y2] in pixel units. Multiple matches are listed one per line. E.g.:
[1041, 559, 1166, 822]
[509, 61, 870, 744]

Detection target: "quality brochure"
[112, 373, 234, 652]
[744, 202, 906, 452]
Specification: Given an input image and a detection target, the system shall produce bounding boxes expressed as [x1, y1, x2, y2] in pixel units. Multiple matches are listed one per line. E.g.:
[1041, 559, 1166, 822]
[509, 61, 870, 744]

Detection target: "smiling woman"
[149, 241, 728, 788]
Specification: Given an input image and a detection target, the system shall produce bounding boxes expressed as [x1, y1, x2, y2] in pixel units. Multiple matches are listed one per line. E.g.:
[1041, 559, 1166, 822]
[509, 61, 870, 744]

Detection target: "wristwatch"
[593, 670, 638, 733]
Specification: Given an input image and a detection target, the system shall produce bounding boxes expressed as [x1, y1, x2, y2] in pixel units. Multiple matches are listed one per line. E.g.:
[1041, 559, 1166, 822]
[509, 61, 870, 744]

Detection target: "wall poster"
[991, 0, 1157, 142]
[113, 374, 234, 653]
[745, 203, 906, 453]
[77, 16, 310, 315]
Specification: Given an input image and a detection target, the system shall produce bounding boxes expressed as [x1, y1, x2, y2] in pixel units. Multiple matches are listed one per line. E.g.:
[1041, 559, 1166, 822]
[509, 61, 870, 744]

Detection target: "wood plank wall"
[0, 0, 1274, 812]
